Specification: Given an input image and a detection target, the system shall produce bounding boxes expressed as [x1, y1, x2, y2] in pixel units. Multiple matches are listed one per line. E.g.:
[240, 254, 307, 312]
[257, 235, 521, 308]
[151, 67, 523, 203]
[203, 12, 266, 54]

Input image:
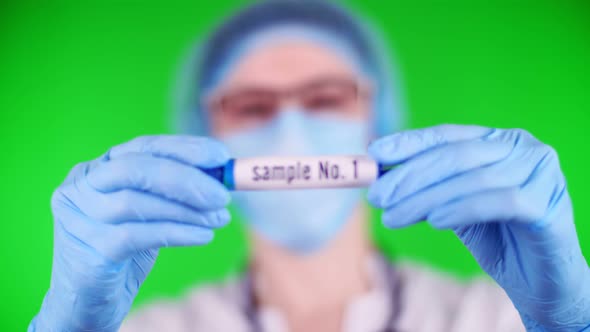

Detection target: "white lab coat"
[120, 257, 525, 332]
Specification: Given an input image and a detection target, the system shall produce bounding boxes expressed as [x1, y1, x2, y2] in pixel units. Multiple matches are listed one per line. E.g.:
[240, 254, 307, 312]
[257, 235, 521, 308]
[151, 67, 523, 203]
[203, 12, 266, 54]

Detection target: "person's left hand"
[367, 125, 590, 332]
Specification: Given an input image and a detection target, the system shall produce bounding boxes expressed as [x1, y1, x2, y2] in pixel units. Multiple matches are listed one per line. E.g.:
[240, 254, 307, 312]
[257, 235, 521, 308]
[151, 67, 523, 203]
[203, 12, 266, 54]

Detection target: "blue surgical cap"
[173, 0, 406, 137]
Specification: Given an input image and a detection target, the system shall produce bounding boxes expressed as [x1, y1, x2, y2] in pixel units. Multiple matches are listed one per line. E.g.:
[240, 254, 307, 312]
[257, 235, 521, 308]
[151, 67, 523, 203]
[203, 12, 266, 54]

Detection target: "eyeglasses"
[206, 76, 370, 126]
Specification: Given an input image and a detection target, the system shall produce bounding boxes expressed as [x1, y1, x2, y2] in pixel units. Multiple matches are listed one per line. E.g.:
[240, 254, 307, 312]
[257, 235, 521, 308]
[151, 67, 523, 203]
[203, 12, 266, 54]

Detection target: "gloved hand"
[368, 125, 590, 332]
[28, 135, 231, 332]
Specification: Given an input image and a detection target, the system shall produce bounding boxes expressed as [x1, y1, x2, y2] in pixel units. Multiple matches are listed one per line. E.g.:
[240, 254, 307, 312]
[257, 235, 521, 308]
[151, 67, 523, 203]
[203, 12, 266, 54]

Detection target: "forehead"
[221, 40, 358, 90]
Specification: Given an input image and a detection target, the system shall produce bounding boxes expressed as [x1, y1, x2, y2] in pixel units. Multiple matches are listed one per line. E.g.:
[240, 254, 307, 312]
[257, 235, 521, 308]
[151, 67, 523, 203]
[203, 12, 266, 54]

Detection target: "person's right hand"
[28, 135, 232, 332]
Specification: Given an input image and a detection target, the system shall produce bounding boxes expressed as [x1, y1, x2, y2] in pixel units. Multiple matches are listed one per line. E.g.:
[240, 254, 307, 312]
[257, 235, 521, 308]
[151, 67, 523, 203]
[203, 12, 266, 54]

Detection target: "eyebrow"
[216, 74, 360, 95]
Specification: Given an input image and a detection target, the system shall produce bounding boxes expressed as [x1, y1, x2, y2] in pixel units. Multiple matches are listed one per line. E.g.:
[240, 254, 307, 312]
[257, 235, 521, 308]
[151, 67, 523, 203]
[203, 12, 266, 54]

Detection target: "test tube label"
[232, 155, 378, 190]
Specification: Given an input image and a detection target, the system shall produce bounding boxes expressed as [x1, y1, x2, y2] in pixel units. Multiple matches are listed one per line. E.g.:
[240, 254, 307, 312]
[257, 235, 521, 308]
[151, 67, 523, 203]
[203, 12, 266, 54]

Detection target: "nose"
[265, 108, 313, 155]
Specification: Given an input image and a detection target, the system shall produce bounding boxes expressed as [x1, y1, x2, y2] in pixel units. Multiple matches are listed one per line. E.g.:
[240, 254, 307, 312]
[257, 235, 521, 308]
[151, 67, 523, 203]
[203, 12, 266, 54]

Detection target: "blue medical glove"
[368, 125, 590, 332]
[28, 135, 232, 332]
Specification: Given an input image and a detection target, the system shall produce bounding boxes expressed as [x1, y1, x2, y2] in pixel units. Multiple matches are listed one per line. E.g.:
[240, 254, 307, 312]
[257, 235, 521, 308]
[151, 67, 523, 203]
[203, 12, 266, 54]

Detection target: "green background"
[1, 0, 589, 330]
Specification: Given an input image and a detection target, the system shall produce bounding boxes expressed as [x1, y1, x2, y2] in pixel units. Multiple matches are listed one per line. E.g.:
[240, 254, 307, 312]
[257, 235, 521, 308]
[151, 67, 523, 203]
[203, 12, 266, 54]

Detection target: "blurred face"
[206, 41, 372, 137]
[204, 39, 374, 253]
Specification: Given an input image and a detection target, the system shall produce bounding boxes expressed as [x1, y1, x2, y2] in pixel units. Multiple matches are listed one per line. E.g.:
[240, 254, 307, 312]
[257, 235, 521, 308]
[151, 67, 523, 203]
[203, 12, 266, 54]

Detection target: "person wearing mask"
[29, 1, 590, 331]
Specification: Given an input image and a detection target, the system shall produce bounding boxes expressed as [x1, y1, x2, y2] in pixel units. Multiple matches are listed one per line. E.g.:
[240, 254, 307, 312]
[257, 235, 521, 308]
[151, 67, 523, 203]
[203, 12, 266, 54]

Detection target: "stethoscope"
[241, 255, 403, 332]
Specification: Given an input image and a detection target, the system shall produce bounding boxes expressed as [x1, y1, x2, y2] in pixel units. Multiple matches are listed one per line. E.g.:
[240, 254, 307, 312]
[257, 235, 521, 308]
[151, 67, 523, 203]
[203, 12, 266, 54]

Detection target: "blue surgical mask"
[220, 108, 369, 253]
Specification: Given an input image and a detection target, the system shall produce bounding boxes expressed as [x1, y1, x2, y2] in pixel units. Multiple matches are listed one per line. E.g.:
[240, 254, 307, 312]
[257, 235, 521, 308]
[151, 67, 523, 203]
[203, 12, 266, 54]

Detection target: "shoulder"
[395, 262, 525, 332]
[120, 276, 249, 332]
